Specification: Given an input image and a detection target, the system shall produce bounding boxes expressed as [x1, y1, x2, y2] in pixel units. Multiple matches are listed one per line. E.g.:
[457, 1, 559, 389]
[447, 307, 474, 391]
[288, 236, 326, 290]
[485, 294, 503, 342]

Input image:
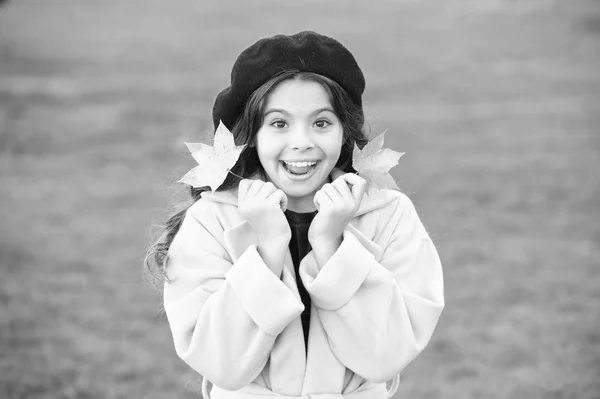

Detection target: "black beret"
[212, 30, 365, 130]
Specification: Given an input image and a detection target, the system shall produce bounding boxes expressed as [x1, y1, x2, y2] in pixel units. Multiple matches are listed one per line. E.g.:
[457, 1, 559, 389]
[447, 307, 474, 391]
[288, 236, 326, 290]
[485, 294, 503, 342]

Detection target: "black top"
[284, 209, 317, 352]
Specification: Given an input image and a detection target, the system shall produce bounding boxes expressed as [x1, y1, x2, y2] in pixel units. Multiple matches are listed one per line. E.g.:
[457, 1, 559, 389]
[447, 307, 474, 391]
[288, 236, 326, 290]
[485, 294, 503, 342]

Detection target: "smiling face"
[255, 78, 343, 212]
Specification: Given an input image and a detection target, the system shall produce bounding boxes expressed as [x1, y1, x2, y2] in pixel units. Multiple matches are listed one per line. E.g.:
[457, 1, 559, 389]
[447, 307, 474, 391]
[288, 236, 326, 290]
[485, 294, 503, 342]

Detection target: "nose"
[289, 124, 314, 150]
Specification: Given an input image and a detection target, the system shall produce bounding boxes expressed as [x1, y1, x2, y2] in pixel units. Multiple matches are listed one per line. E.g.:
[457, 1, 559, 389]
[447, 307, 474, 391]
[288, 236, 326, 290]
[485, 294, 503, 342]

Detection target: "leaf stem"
[227, 169, 245, 180]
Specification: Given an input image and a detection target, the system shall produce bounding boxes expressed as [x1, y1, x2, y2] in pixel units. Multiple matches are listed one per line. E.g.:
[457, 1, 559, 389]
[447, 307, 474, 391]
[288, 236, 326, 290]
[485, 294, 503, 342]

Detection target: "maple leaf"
[352, 130, 404, 190]
[179, 121, 246, 191]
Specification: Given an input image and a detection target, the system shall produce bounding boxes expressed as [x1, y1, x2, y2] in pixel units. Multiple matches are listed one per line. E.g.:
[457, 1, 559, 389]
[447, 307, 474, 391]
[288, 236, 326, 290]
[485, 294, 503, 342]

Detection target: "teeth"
[284, 161, 317, 168]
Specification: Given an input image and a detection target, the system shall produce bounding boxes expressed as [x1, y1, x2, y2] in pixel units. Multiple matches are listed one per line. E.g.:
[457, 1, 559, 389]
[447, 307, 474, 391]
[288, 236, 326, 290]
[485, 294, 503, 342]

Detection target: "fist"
[308, 173, 367, 244]
[238, 179, 290, 244]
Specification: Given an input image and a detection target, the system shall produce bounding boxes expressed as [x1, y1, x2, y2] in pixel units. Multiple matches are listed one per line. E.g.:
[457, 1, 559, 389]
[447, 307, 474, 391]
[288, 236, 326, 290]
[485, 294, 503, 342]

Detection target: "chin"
[281, 185, 317, 199]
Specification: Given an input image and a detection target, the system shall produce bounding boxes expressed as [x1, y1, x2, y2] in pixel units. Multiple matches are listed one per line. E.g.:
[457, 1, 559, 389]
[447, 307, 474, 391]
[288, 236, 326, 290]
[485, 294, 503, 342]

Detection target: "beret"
[212, 30, 365, 130]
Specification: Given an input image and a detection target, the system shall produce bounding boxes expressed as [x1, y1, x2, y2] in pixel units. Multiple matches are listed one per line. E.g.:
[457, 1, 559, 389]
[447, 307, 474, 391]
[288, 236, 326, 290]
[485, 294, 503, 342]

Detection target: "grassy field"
[1, 0, 599, 398]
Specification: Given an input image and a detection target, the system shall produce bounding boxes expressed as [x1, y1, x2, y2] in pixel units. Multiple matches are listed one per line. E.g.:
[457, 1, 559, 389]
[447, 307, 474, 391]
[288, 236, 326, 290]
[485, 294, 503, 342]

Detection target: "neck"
[286, 196, 318, 213]
[286, 175, 332, 213]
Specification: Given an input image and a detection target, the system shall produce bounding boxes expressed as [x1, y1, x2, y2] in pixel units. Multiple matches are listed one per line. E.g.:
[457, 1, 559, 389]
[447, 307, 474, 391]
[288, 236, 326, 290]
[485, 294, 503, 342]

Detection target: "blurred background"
[1, 0, 599, 398]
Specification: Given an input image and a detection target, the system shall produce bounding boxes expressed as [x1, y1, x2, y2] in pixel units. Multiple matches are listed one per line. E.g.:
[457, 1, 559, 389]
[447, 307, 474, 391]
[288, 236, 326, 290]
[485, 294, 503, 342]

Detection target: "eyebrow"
[263, 107, 335, 117]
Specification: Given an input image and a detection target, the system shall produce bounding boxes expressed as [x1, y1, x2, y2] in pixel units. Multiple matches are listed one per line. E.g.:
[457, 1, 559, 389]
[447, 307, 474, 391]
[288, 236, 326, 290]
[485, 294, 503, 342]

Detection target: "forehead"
[264, 79, 332, 113]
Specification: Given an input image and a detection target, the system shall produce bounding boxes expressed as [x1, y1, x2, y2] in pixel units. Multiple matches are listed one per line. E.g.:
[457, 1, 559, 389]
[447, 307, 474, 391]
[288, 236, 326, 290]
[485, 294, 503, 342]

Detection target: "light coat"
[164, 179, 445, 399]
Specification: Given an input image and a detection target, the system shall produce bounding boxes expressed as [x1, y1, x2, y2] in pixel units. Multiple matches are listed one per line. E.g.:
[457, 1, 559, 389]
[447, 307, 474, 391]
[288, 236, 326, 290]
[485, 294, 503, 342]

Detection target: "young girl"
[147, 31, 444, 399]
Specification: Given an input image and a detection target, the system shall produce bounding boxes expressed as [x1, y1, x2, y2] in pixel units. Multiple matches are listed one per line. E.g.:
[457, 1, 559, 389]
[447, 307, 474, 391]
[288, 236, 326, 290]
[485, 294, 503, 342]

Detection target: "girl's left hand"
[308, 173, 367, 247]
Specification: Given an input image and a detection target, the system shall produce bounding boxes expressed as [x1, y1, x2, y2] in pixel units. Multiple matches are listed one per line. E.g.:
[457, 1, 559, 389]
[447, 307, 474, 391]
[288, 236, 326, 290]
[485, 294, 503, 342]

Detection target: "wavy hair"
[145, 70, 369, 287]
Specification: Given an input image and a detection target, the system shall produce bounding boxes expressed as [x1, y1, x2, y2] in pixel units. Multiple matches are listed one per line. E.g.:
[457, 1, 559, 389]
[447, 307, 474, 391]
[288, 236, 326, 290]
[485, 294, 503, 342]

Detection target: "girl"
[147, 31, 444, 399]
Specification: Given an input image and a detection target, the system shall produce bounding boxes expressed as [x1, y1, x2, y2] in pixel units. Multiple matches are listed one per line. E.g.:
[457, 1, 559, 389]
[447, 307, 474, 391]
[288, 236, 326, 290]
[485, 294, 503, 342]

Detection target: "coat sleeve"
[163, 200, 304, 390]
[299, 192, 444, 383]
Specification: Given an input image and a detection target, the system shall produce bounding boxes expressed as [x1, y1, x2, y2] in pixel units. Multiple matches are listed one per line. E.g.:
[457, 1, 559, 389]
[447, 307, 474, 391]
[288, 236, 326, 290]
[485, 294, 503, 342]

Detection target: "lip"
[279, 160, 320, 181]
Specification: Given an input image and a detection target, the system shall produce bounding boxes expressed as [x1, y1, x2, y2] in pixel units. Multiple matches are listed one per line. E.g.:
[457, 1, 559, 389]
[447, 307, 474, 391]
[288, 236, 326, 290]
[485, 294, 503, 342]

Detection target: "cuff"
[226, 245, 304, 336]
[300, 230, 374, 310]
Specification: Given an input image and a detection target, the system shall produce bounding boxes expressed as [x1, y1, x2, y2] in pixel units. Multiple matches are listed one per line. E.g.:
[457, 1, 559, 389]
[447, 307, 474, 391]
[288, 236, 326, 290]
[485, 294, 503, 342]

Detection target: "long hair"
[144, 70, 369, 287]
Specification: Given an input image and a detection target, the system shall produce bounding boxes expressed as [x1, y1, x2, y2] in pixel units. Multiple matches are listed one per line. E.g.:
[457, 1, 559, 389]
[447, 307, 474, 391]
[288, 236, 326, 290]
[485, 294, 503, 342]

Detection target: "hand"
[238, 180, 290, 276]
[238, 179, 290, 243]
[308, 173, 367, 250]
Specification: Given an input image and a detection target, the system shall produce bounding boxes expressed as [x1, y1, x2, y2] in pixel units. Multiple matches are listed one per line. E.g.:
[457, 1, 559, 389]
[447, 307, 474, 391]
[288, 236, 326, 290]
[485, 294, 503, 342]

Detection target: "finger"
[321, 183, 343, 202]
[339, 173, 367, 202]
[245, 179, 264, 198]
[331, 176, 354, 200]
[268, 189, 288, 212]
[257, 181, 277, 198]
[238, 179, 250, 201]
[313, 190, 332, 211]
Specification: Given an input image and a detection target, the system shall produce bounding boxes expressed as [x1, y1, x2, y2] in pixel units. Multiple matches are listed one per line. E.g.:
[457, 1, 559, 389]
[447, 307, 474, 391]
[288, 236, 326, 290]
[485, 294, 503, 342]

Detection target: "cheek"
[324, 130, 344, 160]
[255, 133, 280, 163]
[254, 131, 267, 157]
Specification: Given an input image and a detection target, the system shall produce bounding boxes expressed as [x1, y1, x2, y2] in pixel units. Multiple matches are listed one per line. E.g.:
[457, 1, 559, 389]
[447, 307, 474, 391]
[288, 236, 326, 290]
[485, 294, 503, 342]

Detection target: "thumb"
[313, 190, 325, 211]
[269, 189, 288, 212]
[340, 173, 367, 202]
[279, 190, 288, 212]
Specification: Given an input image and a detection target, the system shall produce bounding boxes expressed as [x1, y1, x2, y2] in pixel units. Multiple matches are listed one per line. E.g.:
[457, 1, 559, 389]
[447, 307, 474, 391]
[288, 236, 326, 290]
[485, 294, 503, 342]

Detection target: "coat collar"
[200, 169, 398, 217]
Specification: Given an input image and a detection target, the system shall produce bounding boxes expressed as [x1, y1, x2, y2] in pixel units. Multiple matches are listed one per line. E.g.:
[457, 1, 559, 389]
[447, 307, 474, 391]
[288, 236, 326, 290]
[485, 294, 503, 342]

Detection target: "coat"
[164, 177, 445, 399]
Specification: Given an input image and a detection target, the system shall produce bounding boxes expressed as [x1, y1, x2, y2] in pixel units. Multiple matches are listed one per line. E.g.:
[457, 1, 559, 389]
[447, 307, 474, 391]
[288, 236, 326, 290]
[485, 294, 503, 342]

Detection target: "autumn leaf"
[179, 121, 246, 191]
[352, 130, 404, 190]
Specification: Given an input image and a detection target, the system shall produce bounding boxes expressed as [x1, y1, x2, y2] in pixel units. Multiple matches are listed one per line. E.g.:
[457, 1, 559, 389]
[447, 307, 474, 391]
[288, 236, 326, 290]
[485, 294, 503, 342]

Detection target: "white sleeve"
[164, 201, 303, 390]
[300, 193, 444, 382]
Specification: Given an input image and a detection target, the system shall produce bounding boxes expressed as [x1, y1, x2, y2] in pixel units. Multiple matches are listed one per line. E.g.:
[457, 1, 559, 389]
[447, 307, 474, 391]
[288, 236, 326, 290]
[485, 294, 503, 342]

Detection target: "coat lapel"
[269, 272, 307, 394]
[213, 190, 307, 393]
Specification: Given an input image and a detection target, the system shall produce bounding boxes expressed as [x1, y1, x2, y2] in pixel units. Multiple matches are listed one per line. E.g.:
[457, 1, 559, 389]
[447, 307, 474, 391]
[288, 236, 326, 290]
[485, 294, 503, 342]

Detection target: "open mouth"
[280, 160, 319, 176]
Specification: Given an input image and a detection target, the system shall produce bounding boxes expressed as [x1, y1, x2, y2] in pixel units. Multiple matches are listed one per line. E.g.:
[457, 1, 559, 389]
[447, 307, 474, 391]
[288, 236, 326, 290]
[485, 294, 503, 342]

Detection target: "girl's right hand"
[238, 180, 291, 270]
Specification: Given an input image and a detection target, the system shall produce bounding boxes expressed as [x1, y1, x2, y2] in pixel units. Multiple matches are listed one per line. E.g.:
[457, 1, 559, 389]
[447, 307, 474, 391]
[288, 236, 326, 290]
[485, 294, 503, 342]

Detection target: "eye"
[270, 119, 288, 129]
[315, 119, 332, 128]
